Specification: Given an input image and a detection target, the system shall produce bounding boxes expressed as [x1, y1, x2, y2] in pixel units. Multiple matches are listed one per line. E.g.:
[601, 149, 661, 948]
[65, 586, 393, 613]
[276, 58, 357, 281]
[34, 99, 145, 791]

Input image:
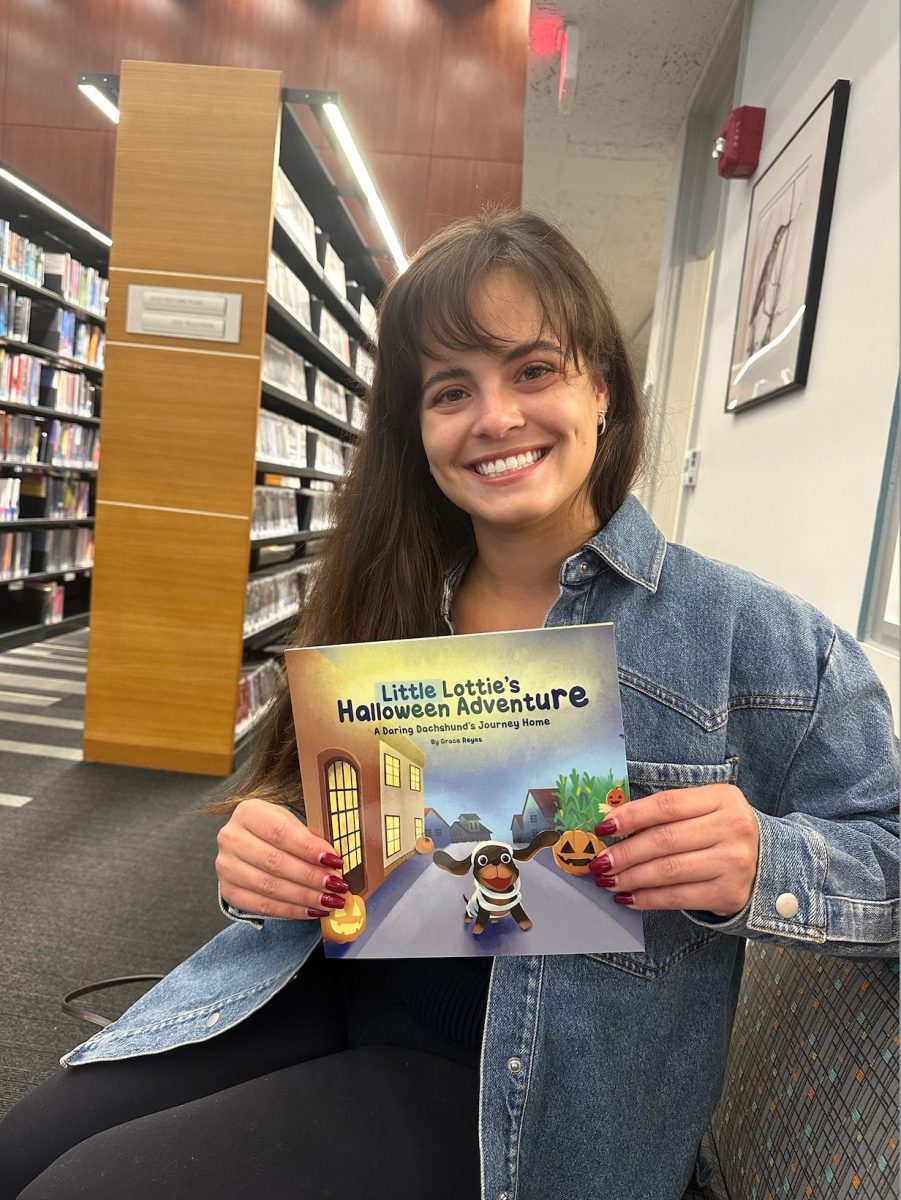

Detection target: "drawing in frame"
[726, 79, 850, 413]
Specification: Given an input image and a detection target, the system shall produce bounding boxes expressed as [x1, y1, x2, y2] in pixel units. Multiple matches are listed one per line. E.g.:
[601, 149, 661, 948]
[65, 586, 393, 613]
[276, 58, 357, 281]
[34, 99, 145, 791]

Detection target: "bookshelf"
[0, 166, 108, 649]
[83, 61, 383, 776]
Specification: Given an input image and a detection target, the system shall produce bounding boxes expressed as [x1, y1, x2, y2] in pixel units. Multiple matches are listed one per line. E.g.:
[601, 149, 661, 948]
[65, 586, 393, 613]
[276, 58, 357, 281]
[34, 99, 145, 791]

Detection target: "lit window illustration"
[385, 814, 401, 857]
[384, 752, 401, 787]
[414, 816, 424, 839]
[325, 758, 362, 872]
[410, 764, 422, 791]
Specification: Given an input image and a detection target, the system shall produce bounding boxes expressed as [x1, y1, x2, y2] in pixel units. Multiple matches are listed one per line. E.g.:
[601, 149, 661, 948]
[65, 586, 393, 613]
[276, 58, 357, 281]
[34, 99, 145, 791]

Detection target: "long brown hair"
[210, 210, 645, 815]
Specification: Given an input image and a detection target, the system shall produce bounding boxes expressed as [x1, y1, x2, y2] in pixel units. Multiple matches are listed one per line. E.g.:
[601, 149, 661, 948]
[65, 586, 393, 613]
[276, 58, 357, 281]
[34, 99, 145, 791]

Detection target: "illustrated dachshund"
[432, 831, 559, 935]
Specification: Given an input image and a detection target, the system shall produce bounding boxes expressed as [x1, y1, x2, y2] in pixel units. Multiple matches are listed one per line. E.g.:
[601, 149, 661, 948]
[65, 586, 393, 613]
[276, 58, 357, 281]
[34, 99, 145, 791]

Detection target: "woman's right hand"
[216, 797, 349, 920]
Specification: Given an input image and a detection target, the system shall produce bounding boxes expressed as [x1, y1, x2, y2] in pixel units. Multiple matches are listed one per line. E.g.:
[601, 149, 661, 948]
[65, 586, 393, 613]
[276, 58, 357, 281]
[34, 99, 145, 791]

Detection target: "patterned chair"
[684, 940, 899, 1199]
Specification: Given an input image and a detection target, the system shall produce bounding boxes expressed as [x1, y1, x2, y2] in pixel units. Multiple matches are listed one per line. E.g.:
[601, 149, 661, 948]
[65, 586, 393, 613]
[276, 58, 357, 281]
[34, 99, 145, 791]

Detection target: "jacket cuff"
[217, 881, 264, 930]
[683, 808, 829, 945]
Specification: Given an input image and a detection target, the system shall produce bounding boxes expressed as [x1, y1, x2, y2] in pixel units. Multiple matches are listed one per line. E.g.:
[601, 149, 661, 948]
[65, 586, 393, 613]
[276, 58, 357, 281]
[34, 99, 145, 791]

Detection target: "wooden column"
[83, 61, 282, 775]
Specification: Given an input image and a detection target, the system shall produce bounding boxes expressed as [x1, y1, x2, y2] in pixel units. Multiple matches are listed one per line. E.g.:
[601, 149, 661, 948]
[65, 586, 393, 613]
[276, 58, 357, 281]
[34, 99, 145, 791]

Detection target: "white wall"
[659, 0, 898, 711]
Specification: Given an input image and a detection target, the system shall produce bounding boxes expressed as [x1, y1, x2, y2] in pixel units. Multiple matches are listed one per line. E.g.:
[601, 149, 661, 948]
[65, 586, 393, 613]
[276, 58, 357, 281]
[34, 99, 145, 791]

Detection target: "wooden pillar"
[83, 61, 282, 775]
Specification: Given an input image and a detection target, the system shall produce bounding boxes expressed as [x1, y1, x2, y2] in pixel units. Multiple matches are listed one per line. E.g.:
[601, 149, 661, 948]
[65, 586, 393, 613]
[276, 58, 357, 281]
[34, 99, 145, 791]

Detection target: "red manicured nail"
[595, 818, 618, 836]
[320, 852, 344, 869]
[589, 853, 613, 874]
[594, 875, 617, 889]
[324, 875, 349, 894]
[613, 892, 635, 906]
[307, 906, 331, 918]
[320, 893, 347, 909]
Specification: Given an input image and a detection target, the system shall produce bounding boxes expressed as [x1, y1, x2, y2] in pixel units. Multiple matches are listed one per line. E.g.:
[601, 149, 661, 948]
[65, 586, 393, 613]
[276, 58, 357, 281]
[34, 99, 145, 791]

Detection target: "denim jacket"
[62, 495, 899, 1200]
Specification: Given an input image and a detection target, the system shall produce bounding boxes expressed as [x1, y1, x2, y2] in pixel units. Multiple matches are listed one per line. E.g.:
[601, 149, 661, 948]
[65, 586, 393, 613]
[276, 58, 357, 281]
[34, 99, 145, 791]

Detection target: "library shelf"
[260, 380, 357, 437]
[250, 528, 323, 548]
[0, 566, 92, 593]
[243, 611, 297, 648]
[81, 64, 383, 776]
[0, 463, 98, 476]
[247, 557, 310, 583]
[0, 610, 89, 652]
[266, 295, 368, 393]
[0, 518, 93, 529]
[271, 218, 371, 347]
[254, 459, 343, 483]
[0, 399, 99, 427]
[0, 266, 106, 324]
[0, 336, 103, 376]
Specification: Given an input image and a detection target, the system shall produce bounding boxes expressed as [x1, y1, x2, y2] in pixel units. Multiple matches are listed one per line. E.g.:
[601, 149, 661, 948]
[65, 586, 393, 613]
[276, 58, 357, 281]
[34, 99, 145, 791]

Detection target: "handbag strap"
[62, 975, 164, 1028]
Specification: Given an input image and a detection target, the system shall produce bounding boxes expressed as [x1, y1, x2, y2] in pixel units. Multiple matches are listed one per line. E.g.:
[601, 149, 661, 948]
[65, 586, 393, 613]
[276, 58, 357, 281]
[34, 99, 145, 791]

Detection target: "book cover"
[284, 624, 644, 959]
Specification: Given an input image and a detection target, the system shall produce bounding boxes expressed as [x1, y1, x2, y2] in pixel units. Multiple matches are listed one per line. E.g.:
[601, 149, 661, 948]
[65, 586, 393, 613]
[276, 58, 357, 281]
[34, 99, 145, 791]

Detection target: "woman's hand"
[589, 785, 760, 917]
[217, 797, 348, 920]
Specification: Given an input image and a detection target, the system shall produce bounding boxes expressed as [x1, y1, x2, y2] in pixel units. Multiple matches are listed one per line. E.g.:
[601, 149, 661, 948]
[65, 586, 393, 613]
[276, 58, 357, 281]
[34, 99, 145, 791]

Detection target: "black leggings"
[0, 951, 481, 1199]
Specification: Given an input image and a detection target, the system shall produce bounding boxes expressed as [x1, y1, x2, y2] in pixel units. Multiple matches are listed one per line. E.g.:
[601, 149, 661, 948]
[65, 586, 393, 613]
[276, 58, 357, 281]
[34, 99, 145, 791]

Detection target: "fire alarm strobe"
[712, 106, 766, 178]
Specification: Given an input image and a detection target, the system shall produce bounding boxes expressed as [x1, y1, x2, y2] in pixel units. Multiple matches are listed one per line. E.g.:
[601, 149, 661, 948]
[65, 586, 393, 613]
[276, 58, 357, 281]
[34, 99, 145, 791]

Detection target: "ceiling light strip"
[322, 101, 407, 271]
[0, 167, 112, 247]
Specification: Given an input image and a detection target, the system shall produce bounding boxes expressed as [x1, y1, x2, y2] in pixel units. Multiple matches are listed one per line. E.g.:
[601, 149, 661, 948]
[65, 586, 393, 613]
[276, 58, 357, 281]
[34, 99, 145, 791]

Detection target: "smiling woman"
[1, 211, 896, 1200]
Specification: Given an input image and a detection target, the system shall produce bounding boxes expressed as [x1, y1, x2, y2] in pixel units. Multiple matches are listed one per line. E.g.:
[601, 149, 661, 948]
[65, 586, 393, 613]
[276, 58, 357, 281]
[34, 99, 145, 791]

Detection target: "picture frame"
[726, 79, 850, 413]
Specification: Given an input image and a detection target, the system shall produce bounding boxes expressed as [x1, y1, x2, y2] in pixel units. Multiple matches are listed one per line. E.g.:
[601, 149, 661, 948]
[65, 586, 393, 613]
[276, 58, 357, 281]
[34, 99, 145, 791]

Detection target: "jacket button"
[499, 1192, 510, 1200]
[507, 1057, 522, 1073]
[205, 1012, 221, 1028]
[579, 562, 589, 573]
[775, 892, 799, 918]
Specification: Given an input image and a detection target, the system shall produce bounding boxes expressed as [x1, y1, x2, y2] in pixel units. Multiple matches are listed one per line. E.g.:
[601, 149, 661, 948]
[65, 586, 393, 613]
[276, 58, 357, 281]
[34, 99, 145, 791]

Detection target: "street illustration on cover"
[284, 624, 644, 959]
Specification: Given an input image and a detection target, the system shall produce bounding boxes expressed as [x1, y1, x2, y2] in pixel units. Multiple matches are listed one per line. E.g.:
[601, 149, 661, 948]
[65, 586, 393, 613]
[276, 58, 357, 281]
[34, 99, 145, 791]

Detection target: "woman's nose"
[470, 386, 526, 438]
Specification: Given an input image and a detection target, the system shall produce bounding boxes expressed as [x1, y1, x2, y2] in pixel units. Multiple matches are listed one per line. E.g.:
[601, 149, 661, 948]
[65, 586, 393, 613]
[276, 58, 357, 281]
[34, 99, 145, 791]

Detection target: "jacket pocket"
[585, 757, 740, 978]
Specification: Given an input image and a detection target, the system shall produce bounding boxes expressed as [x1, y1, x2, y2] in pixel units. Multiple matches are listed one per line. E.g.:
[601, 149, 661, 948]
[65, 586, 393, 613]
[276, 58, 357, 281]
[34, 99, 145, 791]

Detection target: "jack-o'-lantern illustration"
[414, 835, 434, 854]
[553, 830, 605, 876]
[605, 787, 626, 808]
[321, 892, 367, 943]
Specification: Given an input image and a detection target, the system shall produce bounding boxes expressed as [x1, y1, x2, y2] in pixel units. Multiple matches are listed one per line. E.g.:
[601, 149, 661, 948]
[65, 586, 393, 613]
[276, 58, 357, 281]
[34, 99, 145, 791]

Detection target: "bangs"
[389, 239, 589, 374]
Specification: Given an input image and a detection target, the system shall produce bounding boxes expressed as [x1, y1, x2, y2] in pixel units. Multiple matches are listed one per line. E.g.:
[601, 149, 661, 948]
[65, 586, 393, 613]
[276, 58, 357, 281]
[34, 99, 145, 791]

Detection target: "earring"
[597, 410, 608, 435]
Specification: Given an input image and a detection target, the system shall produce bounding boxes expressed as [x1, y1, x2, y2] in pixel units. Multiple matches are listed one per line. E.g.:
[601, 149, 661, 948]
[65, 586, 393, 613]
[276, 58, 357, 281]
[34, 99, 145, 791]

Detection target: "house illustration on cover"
[424, 806, 452, 847]
[288, 650, 427, 900]
[511, 787, 558, 844]
[449, 812, 492, 843]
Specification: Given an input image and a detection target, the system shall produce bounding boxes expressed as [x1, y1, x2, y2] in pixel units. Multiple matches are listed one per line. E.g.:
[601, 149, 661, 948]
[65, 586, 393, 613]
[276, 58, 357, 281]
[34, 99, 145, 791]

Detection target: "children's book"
[284, 624, 644, 958]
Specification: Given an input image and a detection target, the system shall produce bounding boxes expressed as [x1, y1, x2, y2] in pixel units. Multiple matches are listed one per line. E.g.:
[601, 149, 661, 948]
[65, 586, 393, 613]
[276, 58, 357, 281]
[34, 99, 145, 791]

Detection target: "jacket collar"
[579, 493, 667, 593]
[441, 494, 667, 629]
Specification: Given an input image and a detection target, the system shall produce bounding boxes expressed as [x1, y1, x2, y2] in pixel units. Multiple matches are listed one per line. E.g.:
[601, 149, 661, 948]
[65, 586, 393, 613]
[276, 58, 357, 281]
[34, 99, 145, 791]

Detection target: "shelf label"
[126, 285, 242, 343]
[63, 572, 76, 582]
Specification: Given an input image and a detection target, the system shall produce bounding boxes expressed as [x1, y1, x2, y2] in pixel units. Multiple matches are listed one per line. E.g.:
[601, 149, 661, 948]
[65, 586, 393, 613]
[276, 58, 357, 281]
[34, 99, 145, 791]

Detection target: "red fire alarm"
[713, 106, 766, 178]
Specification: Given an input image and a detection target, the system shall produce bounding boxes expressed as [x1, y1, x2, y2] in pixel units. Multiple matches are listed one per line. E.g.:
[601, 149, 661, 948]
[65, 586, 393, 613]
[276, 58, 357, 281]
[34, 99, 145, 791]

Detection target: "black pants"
[0, 951, 481, 1199]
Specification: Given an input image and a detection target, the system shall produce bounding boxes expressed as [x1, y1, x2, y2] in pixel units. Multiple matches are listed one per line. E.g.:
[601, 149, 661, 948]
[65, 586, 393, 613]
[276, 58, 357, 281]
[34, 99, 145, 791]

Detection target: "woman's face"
[418, 269, 607, 542]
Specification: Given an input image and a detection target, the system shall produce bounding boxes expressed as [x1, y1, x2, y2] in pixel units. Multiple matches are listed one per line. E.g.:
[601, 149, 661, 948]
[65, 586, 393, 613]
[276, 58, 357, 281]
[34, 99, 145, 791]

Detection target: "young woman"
[1, 212, 897, 1200]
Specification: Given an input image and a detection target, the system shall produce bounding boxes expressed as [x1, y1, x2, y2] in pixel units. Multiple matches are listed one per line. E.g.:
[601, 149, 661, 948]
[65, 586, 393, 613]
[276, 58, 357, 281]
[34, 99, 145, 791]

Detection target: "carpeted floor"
[0, 628, 231, 1118]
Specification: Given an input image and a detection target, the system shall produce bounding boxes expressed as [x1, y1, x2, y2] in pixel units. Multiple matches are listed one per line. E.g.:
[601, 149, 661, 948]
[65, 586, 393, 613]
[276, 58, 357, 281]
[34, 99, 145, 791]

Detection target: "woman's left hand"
[590, 785, 760, 916]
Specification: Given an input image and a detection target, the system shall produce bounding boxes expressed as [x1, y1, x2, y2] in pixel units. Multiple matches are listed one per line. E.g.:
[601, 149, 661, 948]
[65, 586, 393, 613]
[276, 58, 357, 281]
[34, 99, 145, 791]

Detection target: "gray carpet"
[0, 628, 231, 1118]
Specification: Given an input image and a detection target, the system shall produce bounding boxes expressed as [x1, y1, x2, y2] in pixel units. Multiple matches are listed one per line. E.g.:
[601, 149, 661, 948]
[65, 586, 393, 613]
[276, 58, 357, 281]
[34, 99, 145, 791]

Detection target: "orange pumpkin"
[321, 892, 367, 944]
[414, 835, 434, 854]
[553, 830, 605, 876]
[605, 787, 626, 808]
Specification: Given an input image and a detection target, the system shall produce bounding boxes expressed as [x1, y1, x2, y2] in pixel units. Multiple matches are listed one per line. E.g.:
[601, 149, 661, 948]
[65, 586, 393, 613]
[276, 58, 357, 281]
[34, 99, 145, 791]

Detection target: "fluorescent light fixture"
[322, 101, 407, 271]
[77, 73, 120, 125]
[0, 167, 112, 247]
[78, 83, 120, 125]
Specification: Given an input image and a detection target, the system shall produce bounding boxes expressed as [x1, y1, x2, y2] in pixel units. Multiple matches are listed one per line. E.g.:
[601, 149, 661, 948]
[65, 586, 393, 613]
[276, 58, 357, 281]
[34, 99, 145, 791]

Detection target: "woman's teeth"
[473, 449, 544, 477]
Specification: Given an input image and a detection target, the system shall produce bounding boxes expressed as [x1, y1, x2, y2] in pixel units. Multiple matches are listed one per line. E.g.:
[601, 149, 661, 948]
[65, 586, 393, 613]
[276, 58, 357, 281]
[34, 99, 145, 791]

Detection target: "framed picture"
[726, 79, 850, 413]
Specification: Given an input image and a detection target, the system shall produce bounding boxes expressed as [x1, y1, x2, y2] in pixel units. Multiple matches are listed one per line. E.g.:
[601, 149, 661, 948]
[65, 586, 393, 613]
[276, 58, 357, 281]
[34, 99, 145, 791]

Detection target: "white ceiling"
[524, 0, 735, 377]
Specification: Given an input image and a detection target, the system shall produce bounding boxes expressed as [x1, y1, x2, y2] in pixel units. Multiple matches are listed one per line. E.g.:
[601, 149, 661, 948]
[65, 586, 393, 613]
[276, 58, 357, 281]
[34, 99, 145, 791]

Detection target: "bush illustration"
[553, 769, 630, 832]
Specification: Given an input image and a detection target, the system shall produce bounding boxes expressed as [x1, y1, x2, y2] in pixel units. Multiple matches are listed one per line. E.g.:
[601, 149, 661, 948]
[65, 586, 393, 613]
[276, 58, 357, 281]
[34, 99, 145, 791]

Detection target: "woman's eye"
[518, 362, 555, 383]
[432, 386, 467, 407]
